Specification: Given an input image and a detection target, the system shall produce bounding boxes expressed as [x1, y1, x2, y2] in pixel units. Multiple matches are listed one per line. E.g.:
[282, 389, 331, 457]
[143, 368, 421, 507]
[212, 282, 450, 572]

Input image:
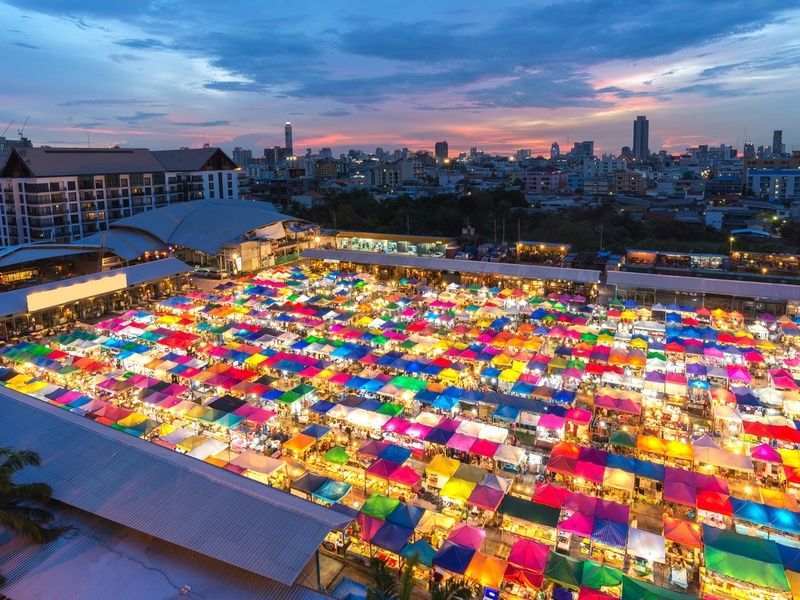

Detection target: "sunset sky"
[2, 0, 799, 156]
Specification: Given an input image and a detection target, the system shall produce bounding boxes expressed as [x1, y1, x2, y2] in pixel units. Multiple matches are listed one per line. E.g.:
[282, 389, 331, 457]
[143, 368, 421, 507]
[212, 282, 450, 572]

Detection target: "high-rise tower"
[285, 121, 293, 156]
[633, 115, 649, 161]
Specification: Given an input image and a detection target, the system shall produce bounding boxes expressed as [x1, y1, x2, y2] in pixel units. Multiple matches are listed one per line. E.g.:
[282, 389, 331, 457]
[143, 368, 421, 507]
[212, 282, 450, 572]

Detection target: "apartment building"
[0, 146, 239, 245]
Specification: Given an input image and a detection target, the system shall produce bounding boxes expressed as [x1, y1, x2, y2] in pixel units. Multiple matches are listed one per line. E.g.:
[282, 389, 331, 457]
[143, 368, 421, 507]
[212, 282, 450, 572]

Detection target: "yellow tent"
[117, 413, 149, 428]
[665, 439, 693, 461]
[440, 477, 477, 502]
[426, 455, 460, 479]
[498, 369, 520, 383]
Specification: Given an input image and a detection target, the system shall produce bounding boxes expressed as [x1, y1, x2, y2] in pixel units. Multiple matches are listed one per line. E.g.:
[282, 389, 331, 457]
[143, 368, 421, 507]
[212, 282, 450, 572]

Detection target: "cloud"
[109, 53, 142, 63]
[73, 122, 103, 129]
[672, 83, 760, 97]
[11, 41, 40, 49]
[58, 98, 168, 107]
[203, 80, 267, 92]
[116, 111, 168, 123]
[115, 38, 171, 50]
[597, 86, 658, 99]
[319, 108, 352, 117]
[170, 120, 231, 127]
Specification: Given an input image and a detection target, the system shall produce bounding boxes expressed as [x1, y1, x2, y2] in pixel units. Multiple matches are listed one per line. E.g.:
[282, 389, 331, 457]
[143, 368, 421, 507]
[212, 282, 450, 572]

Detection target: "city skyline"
[1, 1, 799, 155]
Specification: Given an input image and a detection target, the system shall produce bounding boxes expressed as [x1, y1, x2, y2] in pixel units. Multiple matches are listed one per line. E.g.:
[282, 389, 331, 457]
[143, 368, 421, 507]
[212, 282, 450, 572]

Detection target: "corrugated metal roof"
[0, 387, 353, 586]
[113, 200, 298, 255]
[79, 229, 168, 261]
[0, 503, 331, 600]
[607, 270, 800, 302]
[0, 257, 190, 318]
[302, 248, 602, 284]
[3, 147, 167, 177]
[0, 243, 100, 268]
[152, 148, 234, 171]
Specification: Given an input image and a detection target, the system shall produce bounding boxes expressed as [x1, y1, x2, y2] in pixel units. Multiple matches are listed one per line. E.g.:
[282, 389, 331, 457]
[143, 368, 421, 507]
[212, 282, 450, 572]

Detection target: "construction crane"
[17, 115, 29, 139]
[1, 120, 12, 138]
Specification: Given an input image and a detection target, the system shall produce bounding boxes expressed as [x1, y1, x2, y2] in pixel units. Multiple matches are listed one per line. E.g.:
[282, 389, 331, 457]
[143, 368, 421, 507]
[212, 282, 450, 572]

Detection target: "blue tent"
[634, 459, 665, 481]
[331, 578, 367, 600]
[493, 404, 520, 422]
[432, 541, 475, 574]
[606, 454, 636, 473]
[425, 428, 454, 445]
[388, 503, 425, 529]
[372, 522, 414, 553]
[302, 423, 331, 439]
[380, 445, 411, 464]
[591, 518, 629, 549]
[313, 479, 352, 504]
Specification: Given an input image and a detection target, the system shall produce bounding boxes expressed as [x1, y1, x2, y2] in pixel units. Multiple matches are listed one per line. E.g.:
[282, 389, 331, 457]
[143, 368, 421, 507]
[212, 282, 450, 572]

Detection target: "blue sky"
[1, 0, 799, 155]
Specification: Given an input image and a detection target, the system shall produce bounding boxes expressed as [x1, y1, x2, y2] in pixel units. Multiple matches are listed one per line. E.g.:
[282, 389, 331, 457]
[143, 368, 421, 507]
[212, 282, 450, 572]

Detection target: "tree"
[0, 446, 67, 587]
[367, 555, 476, 600]
[429, 576, 477, 600]
[367, 556, 400, 600]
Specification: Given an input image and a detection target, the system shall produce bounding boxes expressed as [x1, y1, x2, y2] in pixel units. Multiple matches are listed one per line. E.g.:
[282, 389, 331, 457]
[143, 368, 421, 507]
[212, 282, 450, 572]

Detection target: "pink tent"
[389, 465, 421, 487]
[382, 417, 412, 434]
[558, 512, 595, 537]
[750, 443, 783, 463]
[447, 433, 478, 452]
[357, 513, 384, 542]
[538, 413, 566, 430]
[404, 423, 433, 439]
[366, 459, 400, 479]
[448, 524, 486, 550]
[532, 483, 570, 508]
[507, 538, 549, 572]
[573, 461, 605, 483]
[470, 439, 500, 458]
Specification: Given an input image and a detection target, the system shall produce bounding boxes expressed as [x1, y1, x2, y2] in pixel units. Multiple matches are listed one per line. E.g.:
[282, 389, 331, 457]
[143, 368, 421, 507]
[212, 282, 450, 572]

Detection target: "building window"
[120, 178, 128, 187]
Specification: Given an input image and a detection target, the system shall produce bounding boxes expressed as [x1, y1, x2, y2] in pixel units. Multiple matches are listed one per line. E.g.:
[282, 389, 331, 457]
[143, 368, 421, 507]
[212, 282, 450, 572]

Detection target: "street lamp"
[729, 236, 735, 254]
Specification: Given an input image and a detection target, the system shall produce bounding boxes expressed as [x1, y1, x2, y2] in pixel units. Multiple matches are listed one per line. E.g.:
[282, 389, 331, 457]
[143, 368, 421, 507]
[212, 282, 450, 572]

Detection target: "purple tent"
[595, 499, 630, 524]
[663, 481, 697, 507]
[372, 522, 414, 553]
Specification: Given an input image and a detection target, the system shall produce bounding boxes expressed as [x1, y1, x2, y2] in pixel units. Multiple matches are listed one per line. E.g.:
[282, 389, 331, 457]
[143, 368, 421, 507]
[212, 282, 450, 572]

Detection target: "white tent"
[627, 528, 666, 563]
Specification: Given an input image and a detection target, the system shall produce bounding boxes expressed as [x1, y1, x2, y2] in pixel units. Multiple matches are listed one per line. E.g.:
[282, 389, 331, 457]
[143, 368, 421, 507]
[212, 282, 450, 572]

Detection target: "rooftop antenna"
[1, 120, 13, 138]
[17, 115, 29, 139]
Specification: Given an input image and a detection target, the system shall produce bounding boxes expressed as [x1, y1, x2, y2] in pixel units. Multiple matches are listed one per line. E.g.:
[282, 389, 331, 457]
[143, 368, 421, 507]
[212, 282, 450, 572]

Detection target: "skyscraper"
[743, 140, 755, 159]
[633, 115, 649, 161]
[550, 142, 560, 158]
[434, 141, 449, 160]
[284, 121, 293, 156]
[773, 130, 784, 157]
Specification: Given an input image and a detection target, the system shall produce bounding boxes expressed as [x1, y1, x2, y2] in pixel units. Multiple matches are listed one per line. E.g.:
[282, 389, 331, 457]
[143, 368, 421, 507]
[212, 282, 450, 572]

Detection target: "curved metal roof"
[0, 386, 353, 586]
[112, 200, 298, 255]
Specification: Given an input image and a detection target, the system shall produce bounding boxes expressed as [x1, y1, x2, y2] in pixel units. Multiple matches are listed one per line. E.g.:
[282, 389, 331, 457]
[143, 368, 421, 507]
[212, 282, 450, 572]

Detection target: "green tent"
[323, 446, 350, 465]
[581, 560, 622, 590]
[610, 430, 637, 448]
[621, 576, 699, 600]
[277, 391, 301, 404]
[580, 332, 598, 343]
[647, 351, 667, 361]
[399, 340, 416, 350]
[389, 375, 428, 392]
[544, 552, 583, 590]
[375, 402, 403, 416]
[498, 495, 560, 528]
[291, 383, 316, 397]
[360, 494, 400, 520]
[702, 526, 790, 592]
[609, 299, 624, 308]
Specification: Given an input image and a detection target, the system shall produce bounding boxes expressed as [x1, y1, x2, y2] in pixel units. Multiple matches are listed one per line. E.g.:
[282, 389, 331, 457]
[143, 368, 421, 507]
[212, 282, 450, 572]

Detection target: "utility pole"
[502, 219, 506, 244]
[517, 219, 521, 242]
[599, 223, 604, 251]
[493, 220, 497, 246]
